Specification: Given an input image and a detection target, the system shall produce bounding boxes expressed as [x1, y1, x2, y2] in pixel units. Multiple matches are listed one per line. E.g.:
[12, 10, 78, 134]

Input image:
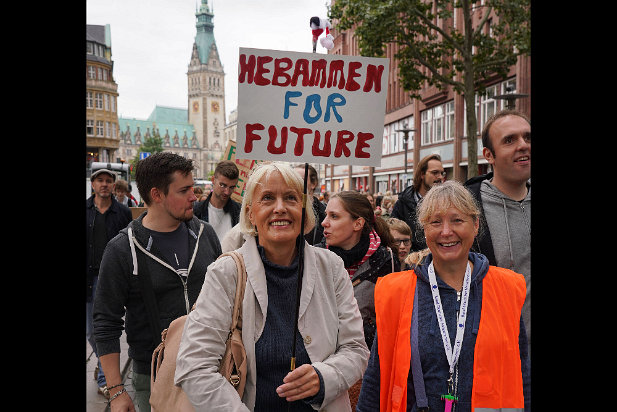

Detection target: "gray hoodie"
[480, 179, 531, 350]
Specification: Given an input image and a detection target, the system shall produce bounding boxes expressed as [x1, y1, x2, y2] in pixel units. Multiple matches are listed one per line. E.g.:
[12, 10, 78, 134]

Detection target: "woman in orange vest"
[356, 180, 530, 412]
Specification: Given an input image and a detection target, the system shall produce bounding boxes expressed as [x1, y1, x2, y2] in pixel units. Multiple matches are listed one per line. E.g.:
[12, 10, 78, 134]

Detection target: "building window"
[87, 42, 93, 55]
[104, 94, 109, 111]
[421, 110, 432, 145]
[86, 119, 94, 136]
[465, 77, 517, 134]
[382, 126, 390, 155]
[95, 93, 103, 109]
[481, 84, 499, 131]
[421, 103, 454, 145]
[445, 101, 455, 140]
[111, 96, 116, 112]
[98, 67, 103, 80]
[96, 121, 104, 136]
[102, 69, 108, 81]
[88, 66, 96, 79]
[106, 122, 111, 137]
[433, 105, 444, 143]
[86, 92, 93, 108]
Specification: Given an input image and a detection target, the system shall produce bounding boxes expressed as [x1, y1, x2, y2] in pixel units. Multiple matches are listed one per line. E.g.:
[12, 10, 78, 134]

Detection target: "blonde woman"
[175, 162, 369, 411]
[357, 180, 530, 412]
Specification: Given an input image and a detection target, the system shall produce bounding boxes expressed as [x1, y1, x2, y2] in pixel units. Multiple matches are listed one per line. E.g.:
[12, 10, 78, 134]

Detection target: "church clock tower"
[188, 0, 226, 177]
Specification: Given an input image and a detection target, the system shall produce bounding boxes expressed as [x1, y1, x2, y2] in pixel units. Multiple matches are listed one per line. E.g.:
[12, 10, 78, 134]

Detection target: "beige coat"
[175, 236, 370, 411]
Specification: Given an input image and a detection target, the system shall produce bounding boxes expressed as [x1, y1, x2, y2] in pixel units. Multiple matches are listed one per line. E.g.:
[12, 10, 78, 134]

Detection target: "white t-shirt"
[208, 202, 233, 242]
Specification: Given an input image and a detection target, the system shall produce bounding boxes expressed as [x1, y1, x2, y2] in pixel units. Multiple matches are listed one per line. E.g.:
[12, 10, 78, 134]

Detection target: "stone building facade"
[86, 24, 120, 167]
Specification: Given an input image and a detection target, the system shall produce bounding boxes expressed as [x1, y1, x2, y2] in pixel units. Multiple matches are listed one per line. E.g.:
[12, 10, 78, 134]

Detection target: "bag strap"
[217, 251, 247, 331]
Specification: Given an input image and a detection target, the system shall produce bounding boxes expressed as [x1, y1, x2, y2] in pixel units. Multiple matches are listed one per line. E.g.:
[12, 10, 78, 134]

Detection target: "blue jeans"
[86, 275, 107, 388]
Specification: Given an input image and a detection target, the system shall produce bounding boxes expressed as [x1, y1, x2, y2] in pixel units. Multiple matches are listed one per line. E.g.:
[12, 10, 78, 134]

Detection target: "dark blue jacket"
[86, 194, 132, 301]
[356, 252, 531, 412]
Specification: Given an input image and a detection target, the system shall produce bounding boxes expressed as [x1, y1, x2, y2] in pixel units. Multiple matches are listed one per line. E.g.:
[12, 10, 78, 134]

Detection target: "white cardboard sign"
[236, 47, 389, 167]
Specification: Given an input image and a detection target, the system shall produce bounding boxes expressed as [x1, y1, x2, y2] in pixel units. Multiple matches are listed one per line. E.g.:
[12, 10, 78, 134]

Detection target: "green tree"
[329, 0, 530, 178]
[130, 130, 164, 177]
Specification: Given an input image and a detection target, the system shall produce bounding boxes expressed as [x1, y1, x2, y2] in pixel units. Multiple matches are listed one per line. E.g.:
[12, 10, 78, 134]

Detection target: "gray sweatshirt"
[480, 179, 531, 350]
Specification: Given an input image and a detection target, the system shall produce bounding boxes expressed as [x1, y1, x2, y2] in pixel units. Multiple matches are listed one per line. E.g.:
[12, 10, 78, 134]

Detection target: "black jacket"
[390, 186, 426, 252]
[193, 191, 241, 227]
[86, 195, 132, 301]
[463, 172, 497, 265]
[92, 213, 222, 374]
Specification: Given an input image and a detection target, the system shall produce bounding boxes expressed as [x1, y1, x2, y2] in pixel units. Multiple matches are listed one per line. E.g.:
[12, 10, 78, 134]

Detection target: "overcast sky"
[86, 0, 332, 121]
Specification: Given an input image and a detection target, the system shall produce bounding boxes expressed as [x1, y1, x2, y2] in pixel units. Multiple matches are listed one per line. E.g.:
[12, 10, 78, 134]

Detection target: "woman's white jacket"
[175, 236, 370, 411]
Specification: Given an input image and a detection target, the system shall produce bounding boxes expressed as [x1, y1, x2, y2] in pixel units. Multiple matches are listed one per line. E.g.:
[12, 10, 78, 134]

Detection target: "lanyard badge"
[427, 261, 472, 412]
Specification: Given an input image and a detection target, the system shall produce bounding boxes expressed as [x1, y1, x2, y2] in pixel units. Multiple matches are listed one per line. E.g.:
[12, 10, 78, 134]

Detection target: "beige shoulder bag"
[150, 251, 248, 411]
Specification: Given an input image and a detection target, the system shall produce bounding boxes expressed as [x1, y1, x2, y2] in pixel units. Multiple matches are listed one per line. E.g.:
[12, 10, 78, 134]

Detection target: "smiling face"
[423, 207, 479, 266]
[483, 114, 531, 186]
[248, 171, 303, 251]
[321, 197, 365, 250]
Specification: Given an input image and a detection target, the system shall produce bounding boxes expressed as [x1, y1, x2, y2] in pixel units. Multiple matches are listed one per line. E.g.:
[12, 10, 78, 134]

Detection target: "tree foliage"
[129, 130, 164, 177]
[329, 0, 530, 177]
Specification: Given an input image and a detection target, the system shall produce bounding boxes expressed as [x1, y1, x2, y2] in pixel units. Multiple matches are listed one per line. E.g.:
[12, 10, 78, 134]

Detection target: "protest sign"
[222, 140, 261, 203]
[236, 48, 389, 167]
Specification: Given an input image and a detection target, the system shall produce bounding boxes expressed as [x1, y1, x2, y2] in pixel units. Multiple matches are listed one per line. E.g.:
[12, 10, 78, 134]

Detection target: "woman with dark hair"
[317, 191, 400, 350]
[317, 191, 400, 409]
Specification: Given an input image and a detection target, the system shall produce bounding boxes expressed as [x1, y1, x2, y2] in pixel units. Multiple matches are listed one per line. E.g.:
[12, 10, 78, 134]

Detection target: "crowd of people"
[86, 109, 531, 411]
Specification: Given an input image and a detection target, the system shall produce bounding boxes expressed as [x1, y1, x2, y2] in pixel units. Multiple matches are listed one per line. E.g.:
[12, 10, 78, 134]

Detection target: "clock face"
[192, 101, 199, 112]
[211, 101, 220, 113]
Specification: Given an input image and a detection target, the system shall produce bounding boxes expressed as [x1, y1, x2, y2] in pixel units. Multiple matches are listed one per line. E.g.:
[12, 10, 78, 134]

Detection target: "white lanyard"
[427, 260, 472, 378]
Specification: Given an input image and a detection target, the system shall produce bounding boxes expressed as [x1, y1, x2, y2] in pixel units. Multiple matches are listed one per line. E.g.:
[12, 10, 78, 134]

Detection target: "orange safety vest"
[374, 266, 526, 412]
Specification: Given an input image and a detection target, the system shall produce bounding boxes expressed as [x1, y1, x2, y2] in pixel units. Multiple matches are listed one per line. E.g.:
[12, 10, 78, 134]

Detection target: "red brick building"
[322, 2, 531, 194]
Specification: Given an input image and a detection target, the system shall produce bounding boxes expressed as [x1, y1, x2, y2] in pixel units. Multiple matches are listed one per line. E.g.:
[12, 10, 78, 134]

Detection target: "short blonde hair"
[416, 180, 480, 229]
[239, 162, 316, 237]
[406, 180, 481, 267]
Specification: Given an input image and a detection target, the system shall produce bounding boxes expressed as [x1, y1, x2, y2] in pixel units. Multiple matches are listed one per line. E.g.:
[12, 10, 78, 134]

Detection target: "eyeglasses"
[428, 170, 447, 177]
[216, 181, 235, 192]
[394, 238, 411, 246]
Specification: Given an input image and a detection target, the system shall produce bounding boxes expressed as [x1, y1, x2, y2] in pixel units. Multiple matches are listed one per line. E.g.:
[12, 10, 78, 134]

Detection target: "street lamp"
[395, 123, 415, 190]
[493, 86, 529, 110]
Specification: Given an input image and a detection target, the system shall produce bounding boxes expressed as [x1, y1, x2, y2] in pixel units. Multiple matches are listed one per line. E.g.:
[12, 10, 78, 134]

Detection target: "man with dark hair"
[464, 109, 531, 355]
[93, 152, 221, 411]
[193, 160, 241, 242]
[390, 153, 445, 251]
[86, 168, 132, 398]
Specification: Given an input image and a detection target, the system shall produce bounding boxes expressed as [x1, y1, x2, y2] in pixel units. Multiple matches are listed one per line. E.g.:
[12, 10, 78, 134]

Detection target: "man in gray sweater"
[464, 109, 531, 355]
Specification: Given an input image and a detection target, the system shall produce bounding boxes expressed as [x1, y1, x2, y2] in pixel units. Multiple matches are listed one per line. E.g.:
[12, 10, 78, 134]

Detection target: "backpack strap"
[410, 281, 429, 411]
[128, 225, 163, 347]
